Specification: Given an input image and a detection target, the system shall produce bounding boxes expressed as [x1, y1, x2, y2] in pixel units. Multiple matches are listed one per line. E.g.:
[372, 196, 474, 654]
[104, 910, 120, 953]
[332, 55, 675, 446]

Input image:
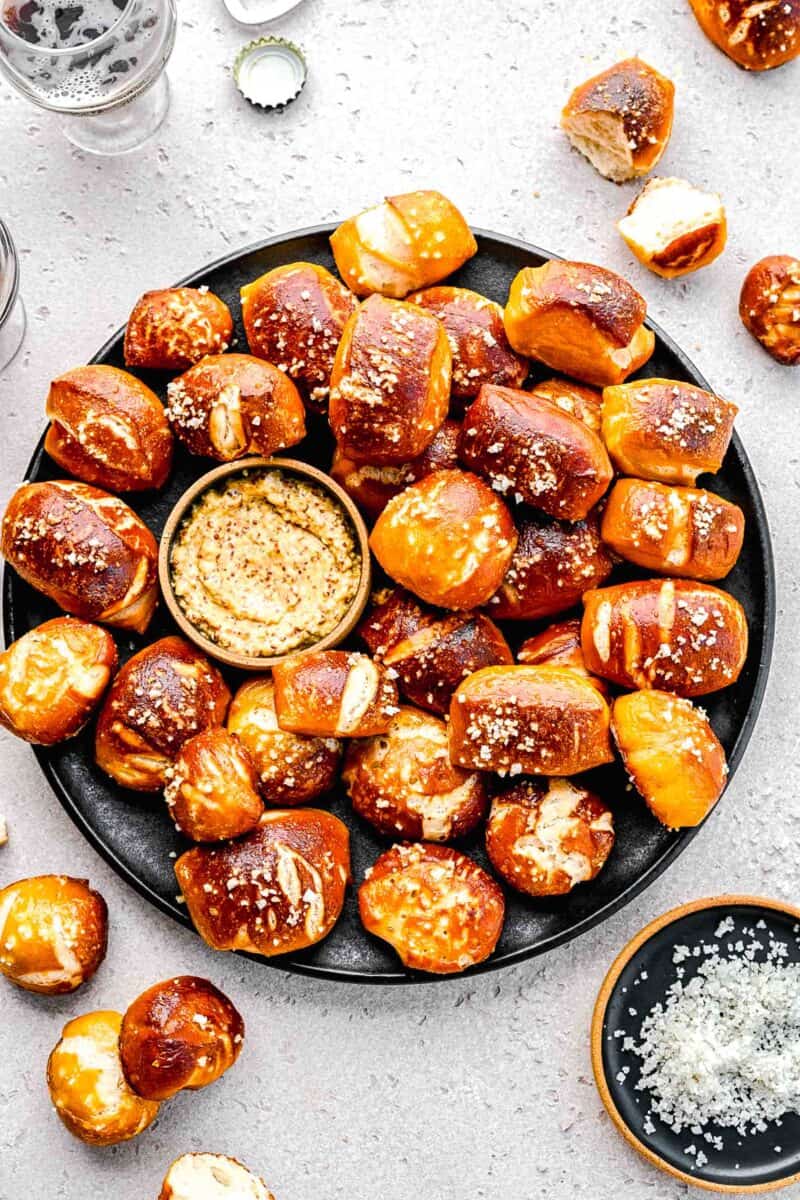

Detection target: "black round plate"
[594, 897, 800, 1192]
[2, 225, 776, 983]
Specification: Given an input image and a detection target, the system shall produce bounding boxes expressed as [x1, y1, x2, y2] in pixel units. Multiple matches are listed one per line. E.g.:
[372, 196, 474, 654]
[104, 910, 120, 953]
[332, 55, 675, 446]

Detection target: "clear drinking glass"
[0, 1, 178, 155]
[0, 220, 25, 371]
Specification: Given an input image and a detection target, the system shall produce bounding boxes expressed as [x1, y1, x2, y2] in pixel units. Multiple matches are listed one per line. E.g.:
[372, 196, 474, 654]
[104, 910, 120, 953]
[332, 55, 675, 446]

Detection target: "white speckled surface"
[1, 3, 799, 1198]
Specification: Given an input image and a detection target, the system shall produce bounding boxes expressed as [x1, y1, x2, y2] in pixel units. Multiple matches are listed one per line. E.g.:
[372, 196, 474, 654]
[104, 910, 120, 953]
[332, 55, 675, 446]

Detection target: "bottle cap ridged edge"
[233, 36, 307, 110]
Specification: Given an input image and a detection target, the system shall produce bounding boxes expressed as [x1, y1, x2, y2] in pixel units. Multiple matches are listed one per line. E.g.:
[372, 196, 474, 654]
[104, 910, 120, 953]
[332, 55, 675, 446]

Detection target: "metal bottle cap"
[223, 0, 306, 26]
[233, 37, 307, 110]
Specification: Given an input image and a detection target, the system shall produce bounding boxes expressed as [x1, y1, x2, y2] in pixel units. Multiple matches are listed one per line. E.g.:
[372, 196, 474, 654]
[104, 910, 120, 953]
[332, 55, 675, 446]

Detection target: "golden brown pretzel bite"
[688, 0, 800, 70]
[164, 727, 263, 842]
[272, 650, 399, 737]
[330, 418, 460, 520]
[124, 286, 233, 370]
[0, 875, 107, 994]
[740, 255, 800, 365]
[159, 1154, 275, 1200]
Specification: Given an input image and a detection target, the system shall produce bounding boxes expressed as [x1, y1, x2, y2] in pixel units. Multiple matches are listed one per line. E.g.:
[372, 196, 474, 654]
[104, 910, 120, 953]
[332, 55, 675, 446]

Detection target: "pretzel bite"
[688, 0, 800, 70]
[740, 255, 800, 365]
[601, 379, 737, 484]
[330, 189, 477, 299]
[124, 286, 233, 370]
[164, 728, 263, 842]
[329, 295, 451, 465]
[0, 618, 117, 745]
[119, 976, 244, 1101]
[2, 480, 158, 633]
[504, 261, 655, 387]
[370, 469, 517, 609]
[618, 178, 727, 279]
[458, 384, 613, 519]
[343, 708, 488, 841]
[408, 286, 528, 406]
[160, 1154, 275, 1200]
[272, 650, 399, 737]
[581, 578, 748, 696]
[175, 809, 350, 957]
[601, 478, 745, 580]
[47, 1011, 160, 1146]
[165, 354, 306, 462]
[612, 689, 727, 828]
[95, 637, 231, 792]
[44, 365, 173, 492]
[330, 418, 460, 520]
[449, 665, 613, 775]
[241, 262, 358, 409]
[359, 843, 504, 974]
[486, 779, 615, 897]
[361, 589, 512, 714]
[0, 875, 107, 994]
[561, 57, 675, 182]
[517, 617, 607, 693]
[488, 508, 614, 621]
[528, 377, 602, 432]
[227, 678, 341, 806]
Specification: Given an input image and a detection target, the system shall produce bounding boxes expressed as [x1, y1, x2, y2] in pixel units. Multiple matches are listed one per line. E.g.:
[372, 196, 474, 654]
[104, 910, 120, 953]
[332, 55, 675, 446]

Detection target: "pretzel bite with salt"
[330, 418, 460, 520]
[486, 779, 615, 897]
[343, 707, 488, 841]
[124, 287, 233, 370]
[601, 478, 745, 580]
[175, 809, 350, 958]
[740, 255, 800, 365]
[95, 637, 231, 792]
[612, 689, 727, 828]
[165, 354, 306, 462]
[528, 377, 602, 432]
[487, 507, 614, 621]
[227, 677, 341, 806]
[408, 286, 528, 407]
[164, 728, 263, 842]
[504, 260, 654, 387]
[369, 469, 517, 610]
[581, 578, 748, 696]
[688, 0, 800, 71]
[0, 875, 107, 995]
[448, 665, 613, 775]
[241, 261, 358, 409]
[47, 1011, 160, 1146]
[272, 650, 399, 737]
[160, 1154, 275, 1200]
[44, 365, 173, 492]
[517, 618, 608, 693]
[601, 378, 737, 485]
[329, 294, 451, 465]
[120, 976, 244, 1101]
[359, 843, 504, 974]
[0, 618, 117, 745]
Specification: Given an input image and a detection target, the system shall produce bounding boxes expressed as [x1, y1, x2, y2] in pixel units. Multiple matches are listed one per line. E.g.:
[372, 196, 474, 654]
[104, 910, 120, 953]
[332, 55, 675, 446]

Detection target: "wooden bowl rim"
[590, 893, 800, 1194]
[158, 454, 372, 671]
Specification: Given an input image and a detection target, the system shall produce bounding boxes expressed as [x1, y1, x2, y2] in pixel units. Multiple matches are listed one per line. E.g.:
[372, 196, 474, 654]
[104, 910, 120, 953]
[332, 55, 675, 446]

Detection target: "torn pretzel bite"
[272, 650, 399, 737]
[124, 286, 233, 370]
[330, 418, 460, 520]
[164, 727, 263, 842]
[617, 177, 727, 279]
[359, 843, 504, 974]
[159, 1154, 275, 1200]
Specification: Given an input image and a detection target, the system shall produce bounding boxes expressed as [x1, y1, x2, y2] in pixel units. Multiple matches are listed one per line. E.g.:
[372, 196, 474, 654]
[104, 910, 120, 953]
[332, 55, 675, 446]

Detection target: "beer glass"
[0, 220, 25, 371]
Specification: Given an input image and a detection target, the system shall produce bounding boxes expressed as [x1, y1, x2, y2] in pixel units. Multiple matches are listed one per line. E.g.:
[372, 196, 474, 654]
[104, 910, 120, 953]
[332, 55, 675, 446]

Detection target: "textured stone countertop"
[1, 2, 799, 1198]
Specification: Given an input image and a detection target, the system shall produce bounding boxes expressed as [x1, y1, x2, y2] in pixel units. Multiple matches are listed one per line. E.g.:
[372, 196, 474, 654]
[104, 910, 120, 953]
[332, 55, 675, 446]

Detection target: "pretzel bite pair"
[618, 178, 727, 279]
[458, 384, 613, 519]
[0, 875, 107, 994]
[517, 617, 607, 693]
[124, 287, 233, 370]
[241, 262, 358, 408]
[601, 478, 745, 579]
[581, 578, 748, 696]
[343, 707, 488, 841]
[330, 189, 477, 298]
[486, 779, 614, 897]
[166, 354, 306, 462]
[95, 637, 231, 791]
[329, 294, 451, 464]
[359, 843, 504, 974]
[330, 418, 460, 520]
[45, 365, 173, 492]
[370, 469, 517, 609]
[740, 255, 800, 365]
[160, 1154, 275, 1200]
[227, 678, 341, 806]
[175, 809, 350, 957]
[449, 665, 614, 775]
[528, 377, 602, 432]
[504, 260, 655, 387]
[164, 728, 264, 842]
[689, 0, 800, 70]
[359, 587, 512, 714]
[0, 618, 117, 744]
[612, 690, 727, 828]
[487, 507, 614, 621]
[272, 650, 399, 737]
[601, 379, 737, 484]
[2, 480, 158, 633]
